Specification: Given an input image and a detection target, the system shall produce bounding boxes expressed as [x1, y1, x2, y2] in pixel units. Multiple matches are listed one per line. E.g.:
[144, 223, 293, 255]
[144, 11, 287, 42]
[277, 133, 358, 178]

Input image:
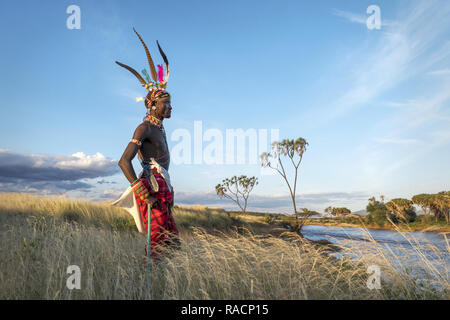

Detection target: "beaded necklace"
[144, 114, 165, 134]
[140, 114, 169, 162]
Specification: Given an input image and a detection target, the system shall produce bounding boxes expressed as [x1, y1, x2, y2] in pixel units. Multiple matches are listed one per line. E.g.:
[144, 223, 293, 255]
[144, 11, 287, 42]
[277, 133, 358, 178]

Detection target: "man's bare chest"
[140, 128, 169, 157]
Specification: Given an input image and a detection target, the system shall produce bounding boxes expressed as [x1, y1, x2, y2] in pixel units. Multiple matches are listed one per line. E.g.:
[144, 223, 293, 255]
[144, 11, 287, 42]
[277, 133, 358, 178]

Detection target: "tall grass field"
[0, 193, 448, 299]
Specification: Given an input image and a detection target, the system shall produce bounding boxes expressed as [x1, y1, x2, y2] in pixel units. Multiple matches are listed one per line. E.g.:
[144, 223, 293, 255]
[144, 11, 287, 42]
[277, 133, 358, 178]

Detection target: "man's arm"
[118, 123, 160, 207]
[118, 123, 148, 183]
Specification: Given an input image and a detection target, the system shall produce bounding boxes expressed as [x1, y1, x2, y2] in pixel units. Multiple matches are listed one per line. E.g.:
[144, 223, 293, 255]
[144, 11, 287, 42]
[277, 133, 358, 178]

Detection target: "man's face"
[155, 96, 172, 119]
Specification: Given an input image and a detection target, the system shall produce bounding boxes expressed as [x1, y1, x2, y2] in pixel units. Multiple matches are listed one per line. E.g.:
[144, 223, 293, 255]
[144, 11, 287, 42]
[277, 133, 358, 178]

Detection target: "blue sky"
[0, 0, 449, 213]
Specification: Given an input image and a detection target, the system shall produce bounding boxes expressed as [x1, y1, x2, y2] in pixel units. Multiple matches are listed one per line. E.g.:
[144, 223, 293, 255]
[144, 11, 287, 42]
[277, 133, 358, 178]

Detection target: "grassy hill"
[0, 193, 447, 299]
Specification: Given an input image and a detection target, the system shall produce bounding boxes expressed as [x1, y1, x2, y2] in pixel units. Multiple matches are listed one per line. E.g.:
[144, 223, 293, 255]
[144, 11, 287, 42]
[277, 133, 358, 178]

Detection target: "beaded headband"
[145, 89, 170, 108]
[115, 28, 170, 106]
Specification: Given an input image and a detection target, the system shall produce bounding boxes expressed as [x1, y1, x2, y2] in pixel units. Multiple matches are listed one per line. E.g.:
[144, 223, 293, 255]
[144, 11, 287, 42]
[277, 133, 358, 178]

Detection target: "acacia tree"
[365, 196, 389, 225]
[298, 207, 320, 218]
[434, 191, 450, 224]
[367, 196, 387, 213]
[215, 175, 258, 214]
[260, 138, 308, 214]
[286, 207, 320, 233]
[325, 206, 351, 218]
[412, 193, 433, 222]
[411, 192, 449, 223]
[429, 194, 444, 221]
[385, 198, 416, 223]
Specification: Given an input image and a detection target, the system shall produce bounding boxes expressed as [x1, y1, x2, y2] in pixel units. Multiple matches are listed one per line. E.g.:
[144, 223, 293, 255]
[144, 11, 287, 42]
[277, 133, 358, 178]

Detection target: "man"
[112, 28, 179, 259]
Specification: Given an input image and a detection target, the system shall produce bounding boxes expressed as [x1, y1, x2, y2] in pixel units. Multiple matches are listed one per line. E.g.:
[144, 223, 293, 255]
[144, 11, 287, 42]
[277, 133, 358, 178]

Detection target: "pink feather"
[157, 65, 164, 83]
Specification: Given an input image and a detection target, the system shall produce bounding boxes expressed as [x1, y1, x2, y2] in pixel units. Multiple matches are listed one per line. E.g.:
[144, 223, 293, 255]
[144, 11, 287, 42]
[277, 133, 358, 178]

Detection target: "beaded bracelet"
[131, 180, 149, 200]
[130, 138, 142, 146]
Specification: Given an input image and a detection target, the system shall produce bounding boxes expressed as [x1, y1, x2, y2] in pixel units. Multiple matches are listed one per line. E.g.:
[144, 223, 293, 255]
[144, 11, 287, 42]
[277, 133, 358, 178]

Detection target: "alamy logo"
[170, 121, 279, 174]
[366, 5, 381, 30]
[66, 265, 81, 290]
[366, 265, 381, 289]
[66, 5, 81, 30]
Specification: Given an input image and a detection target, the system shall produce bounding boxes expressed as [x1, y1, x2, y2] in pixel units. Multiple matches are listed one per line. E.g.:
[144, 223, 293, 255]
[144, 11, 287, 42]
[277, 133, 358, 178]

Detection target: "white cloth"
[147, 158, 173, 193]
[111, 158, 172, 234]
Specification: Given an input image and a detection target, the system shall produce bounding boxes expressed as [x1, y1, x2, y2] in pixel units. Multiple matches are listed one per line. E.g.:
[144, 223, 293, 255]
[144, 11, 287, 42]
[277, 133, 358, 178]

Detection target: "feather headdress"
[115, 28, 170, 104]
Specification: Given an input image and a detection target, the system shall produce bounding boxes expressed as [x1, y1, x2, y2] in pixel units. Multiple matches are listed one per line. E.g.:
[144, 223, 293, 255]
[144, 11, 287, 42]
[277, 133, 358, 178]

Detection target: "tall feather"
[141, 69, 152, 84]
[115, 61, 147, 86]
[133, 28, 157, 83]
[156, 40, 170, 83]
[157, 65, 164, 83]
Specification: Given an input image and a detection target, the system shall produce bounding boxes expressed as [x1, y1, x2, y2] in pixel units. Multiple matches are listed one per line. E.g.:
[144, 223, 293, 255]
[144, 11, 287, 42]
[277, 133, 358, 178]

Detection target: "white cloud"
[428, 68, 450, 76]
[55, 152, 115, 171]
[360, 81, 450, 190]
[332, 8, 398, 27]
[174, 190, 371, 213]
[0, 180, 92, 195]
[0, 150, 119, 195]
[325, 1, 450, 122]
[373, 138, 421, 145]
[332, 9, 366, 25]
[321, 1, 450, 197]
[99, 188, 124, 199]
[383, 100, 418, 108]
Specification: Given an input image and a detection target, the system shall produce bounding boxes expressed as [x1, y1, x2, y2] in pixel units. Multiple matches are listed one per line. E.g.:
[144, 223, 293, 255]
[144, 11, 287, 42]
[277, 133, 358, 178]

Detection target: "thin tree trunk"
[291, 193, 297, 215]
[276, 158, 297, 214]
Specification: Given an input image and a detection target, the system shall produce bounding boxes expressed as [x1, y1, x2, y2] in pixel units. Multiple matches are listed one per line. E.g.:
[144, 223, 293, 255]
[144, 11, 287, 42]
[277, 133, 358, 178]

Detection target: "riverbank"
[303, 220, 450, 234]
[228, 210, 450, 234]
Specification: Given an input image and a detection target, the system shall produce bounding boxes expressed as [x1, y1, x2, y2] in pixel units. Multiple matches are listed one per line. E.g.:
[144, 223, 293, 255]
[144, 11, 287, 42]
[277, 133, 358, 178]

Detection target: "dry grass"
[0, 193, 448, 299]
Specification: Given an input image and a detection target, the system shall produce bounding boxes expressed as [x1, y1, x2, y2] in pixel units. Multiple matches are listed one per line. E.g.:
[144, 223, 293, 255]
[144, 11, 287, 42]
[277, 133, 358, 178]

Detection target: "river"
[301, 225, 449, 289]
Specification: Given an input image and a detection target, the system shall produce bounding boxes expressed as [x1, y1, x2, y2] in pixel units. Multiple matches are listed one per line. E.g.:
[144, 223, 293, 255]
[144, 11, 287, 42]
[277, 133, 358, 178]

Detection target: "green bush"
[366, 209, 389, 226]
[264, 214, 276, 225]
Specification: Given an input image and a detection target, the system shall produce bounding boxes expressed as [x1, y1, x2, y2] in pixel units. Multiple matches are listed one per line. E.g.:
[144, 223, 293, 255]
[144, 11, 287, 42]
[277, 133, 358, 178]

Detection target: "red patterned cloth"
[134, 172, 179, 259]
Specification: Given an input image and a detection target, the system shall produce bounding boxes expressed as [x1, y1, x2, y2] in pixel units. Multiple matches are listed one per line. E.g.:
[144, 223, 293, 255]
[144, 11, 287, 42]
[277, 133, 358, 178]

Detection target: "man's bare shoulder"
[136, 121, 150, 130]
[137, 121, 159, 133]
[132, 121, 153, 139]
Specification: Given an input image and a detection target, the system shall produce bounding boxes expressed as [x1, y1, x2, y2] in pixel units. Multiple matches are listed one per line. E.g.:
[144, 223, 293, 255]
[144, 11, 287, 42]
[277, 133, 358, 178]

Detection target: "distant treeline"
[325, 192, 449, 226]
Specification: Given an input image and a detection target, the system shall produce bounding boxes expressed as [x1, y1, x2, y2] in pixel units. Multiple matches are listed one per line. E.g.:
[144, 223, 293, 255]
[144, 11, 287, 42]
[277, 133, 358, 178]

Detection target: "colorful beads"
[144, 115, 165, 134]
[130, 138, 142, 146]
[140, 192, 149, 201]
[145, 114, 162, 127]
[131, 180, 149, 200]
[144, 88, 169, 106]
[142, 81, 166, 91]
